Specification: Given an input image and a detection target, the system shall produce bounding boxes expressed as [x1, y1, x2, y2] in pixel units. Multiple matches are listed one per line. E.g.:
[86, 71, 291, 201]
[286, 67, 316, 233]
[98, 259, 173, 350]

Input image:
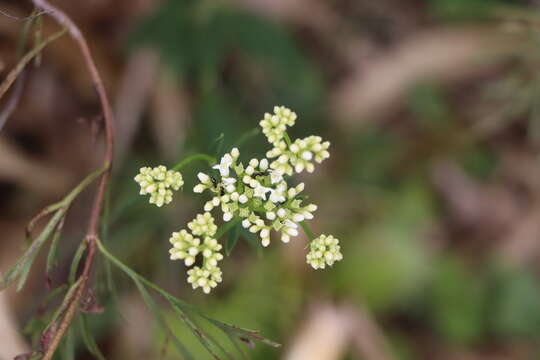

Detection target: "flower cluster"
[169, 212, 223, 293]
[134, 166, 183, 207]
[137, 106, 343, 294]
[306, 234, 343, 269]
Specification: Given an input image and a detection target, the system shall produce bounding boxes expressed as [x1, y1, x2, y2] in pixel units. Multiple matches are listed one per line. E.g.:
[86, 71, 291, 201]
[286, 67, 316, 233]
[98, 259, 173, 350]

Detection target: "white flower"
[213, 153, 233, 177]
[306, 234, 343, 269]
[269, 169, 284, 184]
[253, 184, 272, 200]
[269, 188, 286, 204]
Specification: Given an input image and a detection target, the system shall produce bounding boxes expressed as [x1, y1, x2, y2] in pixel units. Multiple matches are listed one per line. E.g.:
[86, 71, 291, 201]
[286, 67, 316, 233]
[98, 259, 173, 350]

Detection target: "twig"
[29, 1, 115, 359]
[0, 71, 26, 131]
[0, 27, 66, 102]
[0, 8, 48, 21]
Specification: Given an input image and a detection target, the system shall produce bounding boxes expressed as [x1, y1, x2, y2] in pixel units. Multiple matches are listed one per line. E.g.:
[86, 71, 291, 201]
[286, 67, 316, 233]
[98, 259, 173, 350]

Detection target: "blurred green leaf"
[226, 223, 241, 256]
[1, 209, 65, 292]
[488, 266, 540, 338]
[430, 256, 485, 344]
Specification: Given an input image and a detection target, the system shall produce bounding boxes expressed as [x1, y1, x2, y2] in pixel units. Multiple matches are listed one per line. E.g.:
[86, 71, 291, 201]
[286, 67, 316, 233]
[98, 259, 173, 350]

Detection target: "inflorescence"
[135, 106, 343, 293]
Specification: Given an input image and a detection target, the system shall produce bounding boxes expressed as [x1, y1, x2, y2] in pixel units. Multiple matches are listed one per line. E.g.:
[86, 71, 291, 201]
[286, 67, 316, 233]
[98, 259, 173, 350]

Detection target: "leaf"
[78, 315, 106, 360]
[46, 216, 65, 278]
[132, 278, 194, 360]
[0, 209, 65, 292]
[240, 229, 263, 257]
[69, 242, 88, 284]
[168, 302, 224, 360]
[61, 326, 75, 360]
[43, 279, 82, 335]
[225, 223, 240, 256]
[205, 317, 281, 348]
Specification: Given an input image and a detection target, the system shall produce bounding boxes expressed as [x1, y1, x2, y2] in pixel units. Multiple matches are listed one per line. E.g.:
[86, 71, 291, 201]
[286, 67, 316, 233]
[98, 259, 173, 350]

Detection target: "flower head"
[187, 265, 222, 294]
[306, 234, 343, 269]
[260, 106, 297, 144]
[134, 166, 183, 207]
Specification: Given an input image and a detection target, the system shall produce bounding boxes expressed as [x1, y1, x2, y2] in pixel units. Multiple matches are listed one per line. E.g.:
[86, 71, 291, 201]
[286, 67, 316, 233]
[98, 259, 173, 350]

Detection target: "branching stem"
[28, 1, 115, 359]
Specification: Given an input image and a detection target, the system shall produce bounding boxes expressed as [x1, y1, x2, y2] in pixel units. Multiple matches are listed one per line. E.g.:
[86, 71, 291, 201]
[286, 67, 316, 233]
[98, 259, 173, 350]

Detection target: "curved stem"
[172, 153, 215, 171]
[300, 221, 315, 241]
[31, 1, 115, 359]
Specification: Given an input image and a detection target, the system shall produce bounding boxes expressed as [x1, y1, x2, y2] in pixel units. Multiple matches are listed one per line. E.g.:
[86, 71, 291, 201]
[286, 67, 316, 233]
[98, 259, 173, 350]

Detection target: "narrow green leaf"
[206, 318, 281, 348]
[225, 331, 248, 360]
[240, 229, 263, 257]
[225, 223, 241, 256]
[46, 216, 65, 276]
[132, 278, 194, 360]
[168, 301, 226, 360]
[0, 209, 65, 292]
[69, 241, 88, 284]
[215, 217, 242, 240]
[78, 315, 106, 360]
[62, 326, 75, 360]
[44, 278, 82, 334]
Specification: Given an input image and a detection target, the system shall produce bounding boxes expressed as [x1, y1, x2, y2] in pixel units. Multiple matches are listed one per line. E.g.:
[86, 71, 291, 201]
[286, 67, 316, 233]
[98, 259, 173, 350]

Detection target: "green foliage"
[429, 256, 486, 345]
[488, 266, 540, 338]
[130, 0, 325, 154]
[427, 0, 511, 21]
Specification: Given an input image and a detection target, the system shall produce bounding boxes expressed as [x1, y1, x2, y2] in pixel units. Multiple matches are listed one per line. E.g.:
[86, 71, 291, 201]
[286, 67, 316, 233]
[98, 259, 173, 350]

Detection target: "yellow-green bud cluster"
[169, 212, 224, 294]
[134, 166, 183, 207]
[260, 106, 297, 144]
[267, 136, 330, 175]
[306, 235, 343, 269]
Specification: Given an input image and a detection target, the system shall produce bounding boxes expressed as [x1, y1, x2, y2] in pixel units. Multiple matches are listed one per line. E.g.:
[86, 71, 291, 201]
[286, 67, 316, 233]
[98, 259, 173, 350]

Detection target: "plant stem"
[31, 1, 115, 359]
[0, 27, 66, 102]
[172, 153, 215, 171]
[300, 221, 315, 241]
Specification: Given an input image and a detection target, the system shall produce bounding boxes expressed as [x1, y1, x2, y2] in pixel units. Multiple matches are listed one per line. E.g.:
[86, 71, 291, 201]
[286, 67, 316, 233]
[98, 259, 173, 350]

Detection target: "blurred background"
[2, 0, 540, 359]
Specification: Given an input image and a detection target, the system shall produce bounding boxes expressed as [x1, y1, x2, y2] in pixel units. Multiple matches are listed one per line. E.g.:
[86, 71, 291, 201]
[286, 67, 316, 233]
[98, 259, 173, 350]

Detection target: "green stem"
[63, 164, 108, 205]
[233, 127, 260, 148]
[300, 221, 315, 241]
[96, 238, 185, 306]
[172, 154, 215, 171]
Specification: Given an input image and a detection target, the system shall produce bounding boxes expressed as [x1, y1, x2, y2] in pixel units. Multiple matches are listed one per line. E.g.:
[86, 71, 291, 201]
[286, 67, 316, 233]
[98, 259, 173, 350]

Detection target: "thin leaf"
[206, 318, 281, 348]
[43, 278, 82, 334]
[132, 278, 194, 360]
[78, 315, 106, 360]
[168, 301, 226, 360]
[69, 242, 88, 284]
[0, 28, 67, 101]
[225, 223, 240, 256]
[0, 209, 65, 292]
[240, 229, 263, 257]
[61, 326, 75, 360]
[46, 216, 65, 277]
[225, 331, 248, 360]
